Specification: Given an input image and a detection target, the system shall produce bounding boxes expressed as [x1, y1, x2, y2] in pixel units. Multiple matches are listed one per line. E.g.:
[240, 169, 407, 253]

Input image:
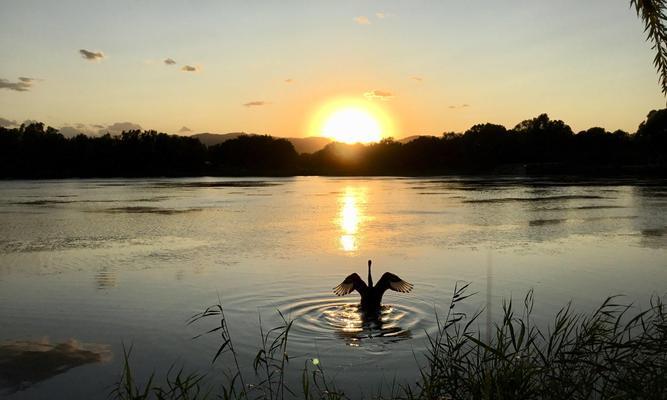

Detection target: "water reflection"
[338, 187, 367, 252]
[95, 267, 117, 289]
[326, 305, 412, 347]
[0, 339, 112, 393]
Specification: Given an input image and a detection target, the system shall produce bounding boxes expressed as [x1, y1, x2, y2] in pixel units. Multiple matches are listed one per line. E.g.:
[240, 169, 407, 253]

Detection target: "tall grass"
[112, 286, 666, 400]
[419, 283, 667, 400]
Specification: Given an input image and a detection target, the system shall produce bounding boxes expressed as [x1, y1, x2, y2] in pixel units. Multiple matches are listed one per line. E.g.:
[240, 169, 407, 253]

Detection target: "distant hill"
[190, 132, 332, 154]
[191, 132, 438, 152]
[287, 137, 332, 154]
[190, 132, 247, 147]
[398, 135, 436, 144]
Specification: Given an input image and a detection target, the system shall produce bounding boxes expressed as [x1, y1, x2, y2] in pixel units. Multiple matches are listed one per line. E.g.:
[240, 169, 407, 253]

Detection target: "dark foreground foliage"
[1, 109, 667, 178]
[112, 286, 666, 400]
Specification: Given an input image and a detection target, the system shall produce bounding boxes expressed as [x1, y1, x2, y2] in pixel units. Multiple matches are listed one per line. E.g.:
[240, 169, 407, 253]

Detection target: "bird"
[333, 260, 413, 315]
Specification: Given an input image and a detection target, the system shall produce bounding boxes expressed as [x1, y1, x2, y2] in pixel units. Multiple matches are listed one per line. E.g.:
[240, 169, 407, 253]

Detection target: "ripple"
[463, 195, 608, 204]
[98, 206, 202, 215]
[223, 291, 434, 351]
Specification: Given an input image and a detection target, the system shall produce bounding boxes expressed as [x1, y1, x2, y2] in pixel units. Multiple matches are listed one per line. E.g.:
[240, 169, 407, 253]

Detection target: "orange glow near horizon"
[311, 98, 394, 143]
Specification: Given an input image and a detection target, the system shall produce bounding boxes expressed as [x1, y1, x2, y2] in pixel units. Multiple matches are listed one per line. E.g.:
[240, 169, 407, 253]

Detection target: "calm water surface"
[1, 176, 666, 398]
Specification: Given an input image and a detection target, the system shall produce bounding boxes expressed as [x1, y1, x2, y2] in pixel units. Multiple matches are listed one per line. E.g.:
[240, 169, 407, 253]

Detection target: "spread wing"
[333, 273, 367, 296]
[376, 272, 413, 295]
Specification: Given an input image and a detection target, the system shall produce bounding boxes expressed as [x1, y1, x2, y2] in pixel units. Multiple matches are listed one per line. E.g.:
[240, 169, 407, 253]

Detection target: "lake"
[1, 176, 666, 399]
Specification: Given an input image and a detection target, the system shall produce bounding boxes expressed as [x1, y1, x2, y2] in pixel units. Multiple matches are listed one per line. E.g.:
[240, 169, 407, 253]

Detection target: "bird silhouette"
[333, 260, 413, 315]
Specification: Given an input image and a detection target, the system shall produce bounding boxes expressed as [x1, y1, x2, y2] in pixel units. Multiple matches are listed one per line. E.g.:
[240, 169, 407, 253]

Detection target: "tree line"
[0, 109, 665, 178]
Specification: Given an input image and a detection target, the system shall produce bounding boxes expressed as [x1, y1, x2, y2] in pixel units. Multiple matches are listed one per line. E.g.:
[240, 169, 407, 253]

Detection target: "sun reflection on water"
[338, 187, 367, 252]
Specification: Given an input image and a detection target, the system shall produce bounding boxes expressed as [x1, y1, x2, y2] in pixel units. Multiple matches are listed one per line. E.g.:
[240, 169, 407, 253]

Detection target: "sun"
[311, 98, 394, 144]
[322, 108, 381, 143]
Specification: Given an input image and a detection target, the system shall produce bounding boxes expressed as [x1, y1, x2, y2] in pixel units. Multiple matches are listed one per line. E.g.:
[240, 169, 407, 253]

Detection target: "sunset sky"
[0, 0, 664, 139]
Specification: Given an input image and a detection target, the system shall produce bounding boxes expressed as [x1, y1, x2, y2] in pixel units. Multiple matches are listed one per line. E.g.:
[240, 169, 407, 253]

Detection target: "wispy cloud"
[98, 122, 142, 135]
[60, 123, 106, 137]
[181, 65, 199, 72]
[364, 90, 393, 101]
[448, 104, 471, 109]
[410, 76, 423, 82]
[0, 117, 17, 127]
[284, 78, 294, 84]
[354, 16, 371, 25]
[243, 101, 269, 107]
[59, 126, 85, 137]
[376, 12, 386, 19]
[0, 77, 37, 92]
[164, 58, 177, 65]
[79, 49, 104, 61]
[179, 126, 192, 133]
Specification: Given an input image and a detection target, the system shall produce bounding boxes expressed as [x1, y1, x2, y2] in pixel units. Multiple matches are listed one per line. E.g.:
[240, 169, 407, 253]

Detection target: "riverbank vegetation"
[1, 109, 666, 178]
[112, 285, 666, 400]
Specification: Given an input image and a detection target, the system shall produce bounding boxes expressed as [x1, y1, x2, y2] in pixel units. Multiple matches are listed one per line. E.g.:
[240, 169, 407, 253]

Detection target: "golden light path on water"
[337, 187, 368, 252]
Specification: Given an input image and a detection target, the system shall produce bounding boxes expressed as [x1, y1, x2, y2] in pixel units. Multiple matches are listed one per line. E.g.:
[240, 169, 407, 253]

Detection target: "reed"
[417, 284, 667, 400]
[112, 287, 666, 400]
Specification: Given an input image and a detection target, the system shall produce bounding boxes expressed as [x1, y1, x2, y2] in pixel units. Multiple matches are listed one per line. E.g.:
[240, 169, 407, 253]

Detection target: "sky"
[0, 0, 665, 138]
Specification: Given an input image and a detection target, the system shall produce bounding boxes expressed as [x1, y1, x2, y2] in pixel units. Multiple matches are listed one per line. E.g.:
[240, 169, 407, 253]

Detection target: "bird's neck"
[368, 265, 373, 287]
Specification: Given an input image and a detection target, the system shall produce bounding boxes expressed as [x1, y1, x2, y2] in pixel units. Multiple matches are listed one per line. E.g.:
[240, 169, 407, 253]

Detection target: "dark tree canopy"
[1, 109, 666, 178]
[636, 108, 667, 162]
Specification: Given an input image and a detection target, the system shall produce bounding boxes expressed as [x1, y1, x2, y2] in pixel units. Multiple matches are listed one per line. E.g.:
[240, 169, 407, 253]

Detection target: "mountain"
[190, 132, 247, 147]
[397, 135, 437, 144]
[189, 132, 332, 154]
[287, 137, 332, 154]
[190, 132, 436, 153]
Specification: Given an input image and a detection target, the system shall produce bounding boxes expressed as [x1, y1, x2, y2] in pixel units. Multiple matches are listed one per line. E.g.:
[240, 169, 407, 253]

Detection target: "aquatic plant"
[418, 284, 667, 400]
[111, 286, 666, 400]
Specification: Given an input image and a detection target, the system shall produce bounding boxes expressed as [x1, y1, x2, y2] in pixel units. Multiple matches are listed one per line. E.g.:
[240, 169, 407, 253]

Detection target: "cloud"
[181, 65, 198, 72]
[164, 58, 176, 65]
[0, 117, 17, 127]
[59, 126, 84, 137]
[284, 78, 294, 83]
[243, 101, 269, 107]
[410, 76, 423, 82]
[58, 123, 101, 137]
[448, 104, 471, 109]
[98, 121, 142, 135]
[376, 12, 386, 19]
[354, 16, 371, 25]
[0, 77, 36, 92]
[364, 90, 393, 101]
[179, 126, 192, 133]
[79, 49, 105, 61]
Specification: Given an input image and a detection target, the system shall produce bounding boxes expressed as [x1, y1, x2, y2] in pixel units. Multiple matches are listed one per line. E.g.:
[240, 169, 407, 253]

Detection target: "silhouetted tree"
[573, 127, 632, 165]
[512, 114, 574, 163]
[462, 123, 513, 167]
[208, 135, 298, 175]
[631, 0, 667, 96]
[1, 109, 666, 178]
[636, 109, 667, 162]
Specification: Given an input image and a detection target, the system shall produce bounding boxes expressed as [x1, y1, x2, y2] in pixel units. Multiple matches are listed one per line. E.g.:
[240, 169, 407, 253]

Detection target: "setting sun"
[322, 108, 382, 143]
[311, 98, 394, 144]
